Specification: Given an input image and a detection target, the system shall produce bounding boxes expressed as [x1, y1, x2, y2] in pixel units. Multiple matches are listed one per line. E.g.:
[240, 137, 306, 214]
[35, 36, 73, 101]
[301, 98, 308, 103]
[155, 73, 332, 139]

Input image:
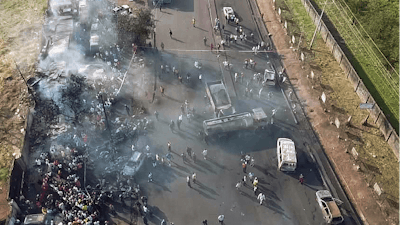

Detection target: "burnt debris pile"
[14, 0, 157, 223]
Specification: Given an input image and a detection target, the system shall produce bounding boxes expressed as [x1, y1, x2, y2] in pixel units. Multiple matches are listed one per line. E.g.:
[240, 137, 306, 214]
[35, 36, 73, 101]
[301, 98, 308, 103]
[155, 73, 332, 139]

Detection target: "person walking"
[210, 43, 214, 52]
[186, 176, 191, 187]
[186, 147, 192, 157]
[166, 153, 173, 167]
[192, 152, 197, 163]
[299, 174, 304, 184]
[154, 111, 159, 121]
[192, 172, 197, 183]
[236, 181, 242, 191]
[257, 193, 266, 205]
[161, 219, 166, 225]
[125, 104, 130, 116]
[250, 157, 255, 167]
[234, 73, 238, 83]
[242, 175, 247, 186]
[160, 86, 165, 96]
[253, 177, 259, 187]
[178, 75, 183, 83]
[160, 42, 164, 51]
[202, 149, 208, 160]
[202, 220, 208, 225]
[253, 186, 258, 195]
[218, 215, 224, 224]
[167, 141, 172, 152]
[169, 120, 175, 132]
[203, 36, 207, 45]
[242, 161, 247, 173]
[244, 59, 249, 69]
[181, 153, 186, 163]
[192, 18, 196, 27]
[148, 173, 153, 182]
[258, 87, 263, 98]
[169, 29, 172, 38]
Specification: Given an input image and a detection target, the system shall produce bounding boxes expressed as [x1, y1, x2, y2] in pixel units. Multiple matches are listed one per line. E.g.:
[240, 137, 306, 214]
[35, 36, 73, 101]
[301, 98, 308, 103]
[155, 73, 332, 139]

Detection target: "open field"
[0, 0, 47, 220]
[277, 0, 398, 219]
[312, 0, 399, 133]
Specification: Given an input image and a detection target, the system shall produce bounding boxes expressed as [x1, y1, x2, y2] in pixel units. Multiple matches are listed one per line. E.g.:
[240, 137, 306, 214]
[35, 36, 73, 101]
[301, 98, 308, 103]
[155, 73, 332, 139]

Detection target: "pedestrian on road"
[202, 220, 208, 225]
[202, 149, 208, 160]
[242, 175, 247, 186]
[234, 73, 238, 83]
[253, 177, 259, 187]
[218, 215, 224, 224]
[167, 141, 171, 152]
[178, 75, 183, 83]
[244, 59, 249, 68]
[192, 152, 196, 163]
[242, 162, 247, 173]
[125, 104, 130, 116]
[176, 119, 181, 130]
[160, 86, 165, 96]
[186, 147, 192, 157]
[186, 176, 191, 187]
[245, 87, 249, 97]
[222, 24, 225, 30]
[253, 186, 258, 195]
[210, 43, 214, 52]
[250, 157, 255, 167]
[248, 172, 254, 182]
[192, 172, 197, 183]
[299, 174, 304, 184]
[169, 29, 172, 38]
[245, 154, 251, 163]
[160, 42, 164, 51]
[249, 89, 253, 98]
[161, 219, 166, 225]
[181, 152, 186, 163]
[257, 193, 266, 205]
[236, 181, 242, 191]
[148, 173, 153, 182]
[192, 18, 196, 27]
[169, 120, 175, 132]
[154, 111, 159, 121]
[241, 72, 244, 83]
[203, 36, 207, 45]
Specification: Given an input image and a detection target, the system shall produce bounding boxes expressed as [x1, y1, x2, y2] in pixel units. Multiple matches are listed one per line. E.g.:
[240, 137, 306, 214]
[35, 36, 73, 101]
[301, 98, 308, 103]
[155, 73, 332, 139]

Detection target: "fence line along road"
[293, 0, 399, 160]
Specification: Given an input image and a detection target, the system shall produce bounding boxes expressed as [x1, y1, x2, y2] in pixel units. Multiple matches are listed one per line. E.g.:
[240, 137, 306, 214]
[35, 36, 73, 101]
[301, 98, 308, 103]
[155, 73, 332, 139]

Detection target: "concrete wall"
[300, 0, 399, 160]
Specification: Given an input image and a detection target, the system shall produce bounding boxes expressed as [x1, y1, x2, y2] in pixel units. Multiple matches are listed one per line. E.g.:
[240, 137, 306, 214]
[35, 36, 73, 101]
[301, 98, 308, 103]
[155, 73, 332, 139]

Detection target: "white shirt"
[202, 150, 207, 156]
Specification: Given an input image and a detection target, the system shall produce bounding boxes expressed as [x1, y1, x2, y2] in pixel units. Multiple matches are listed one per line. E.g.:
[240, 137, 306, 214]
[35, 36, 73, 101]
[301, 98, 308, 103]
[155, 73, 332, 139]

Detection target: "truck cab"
[277, 138, 297, 172]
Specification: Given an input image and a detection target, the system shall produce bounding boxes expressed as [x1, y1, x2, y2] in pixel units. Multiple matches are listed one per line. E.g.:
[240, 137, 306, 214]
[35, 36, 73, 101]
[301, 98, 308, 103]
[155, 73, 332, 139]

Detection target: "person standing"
[218, 215, 224, 224]
[192, 172, 197, 183]
[181, 153, 186, 163]
[202, 220, 208, 225]
[192, 152, 197, 163]
[148, 173, 153, 182]
[186, 147, 192, 157]
[236, 181, 242, 191]
[167, 141, 171, 152]
[192, 18, 196, 27]
[234, 73, 238, 83]
[210, 43, 214, 52]
[242, 175, 247, 186]
[186, 176, 191, 187]
[202, 149, 208, 160]
[160, 86, 165, 96]
[242, 161, 247, 173]
[178, 75, 183, 83]
[169, 120, 175, 132]
[250, 157, 255, 167]
[159, 4, 162, 11]
[253, 186, 258, 195]
[154, 111, 159, 121]
[253, 177, 259, 187]
[125, 104, 130, 116]
[299, 174, 304, 184]
[257, 193, 265, 205]
[203, 36, 207, 45]
[169, 29, 172, 38]
[160, 42, 164, 51]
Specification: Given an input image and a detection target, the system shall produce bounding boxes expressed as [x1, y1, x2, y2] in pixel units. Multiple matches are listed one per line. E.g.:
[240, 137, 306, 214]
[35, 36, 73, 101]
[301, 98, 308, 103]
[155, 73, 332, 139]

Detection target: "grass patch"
[312, 0, 399, 133]
[0, 168, 8, 182]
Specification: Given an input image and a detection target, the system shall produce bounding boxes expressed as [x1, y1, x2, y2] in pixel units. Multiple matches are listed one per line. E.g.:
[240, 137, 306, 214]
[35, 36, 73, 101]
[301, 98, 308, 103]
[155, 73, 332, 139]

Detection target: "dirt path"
[256, 0, 397, 224]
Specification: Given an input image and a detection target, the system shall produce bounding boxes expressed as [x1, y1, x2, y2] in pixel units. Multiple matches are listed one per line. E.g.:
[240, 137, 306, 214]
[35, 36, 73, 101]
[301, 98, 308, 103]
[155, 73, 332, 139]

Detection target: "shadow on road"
[194, 180, 219, 196]
[191, 185, 217, 200]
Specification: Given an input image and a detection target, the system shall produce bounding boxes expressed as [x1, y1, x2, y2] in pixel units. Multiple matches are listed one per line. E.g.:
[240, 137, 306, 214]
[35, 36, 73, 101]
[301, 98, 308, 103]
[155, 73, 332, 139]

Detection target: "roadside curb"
[250, 0, 363, 224]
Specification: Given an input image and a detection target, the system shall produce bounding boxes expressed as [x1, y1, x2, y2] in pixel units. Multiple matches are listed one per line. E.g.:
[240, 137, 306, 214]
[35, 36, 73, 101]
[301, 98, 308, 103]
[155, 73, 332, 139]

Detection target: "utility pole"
[14, 61, 37, 104]
[309, 0, 328, 50]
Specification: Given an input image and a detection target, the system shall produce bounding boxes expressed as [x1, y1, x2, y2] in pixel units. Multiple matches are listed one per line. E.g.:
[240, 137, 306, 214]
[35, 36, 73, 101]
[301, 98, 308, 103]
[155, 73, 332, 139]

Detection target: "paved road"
[112, 0, 335, 225]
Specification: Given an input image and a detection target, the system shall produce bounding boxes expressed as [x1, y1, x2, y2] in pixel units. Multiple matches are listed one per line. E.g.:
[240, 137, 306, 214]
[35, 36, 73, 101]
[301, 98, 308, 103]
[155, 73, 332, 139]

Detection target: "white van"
[277, 138, 297, 172]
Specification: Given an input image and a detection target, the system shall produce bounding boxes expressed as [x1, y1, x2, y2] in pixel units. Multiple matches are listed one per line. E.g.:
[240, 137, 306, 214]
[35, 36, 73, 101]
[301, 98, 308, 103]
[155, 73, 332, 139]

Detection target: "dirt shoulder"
[0, 0, 47, 221]
[256, 0, 398, 224]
